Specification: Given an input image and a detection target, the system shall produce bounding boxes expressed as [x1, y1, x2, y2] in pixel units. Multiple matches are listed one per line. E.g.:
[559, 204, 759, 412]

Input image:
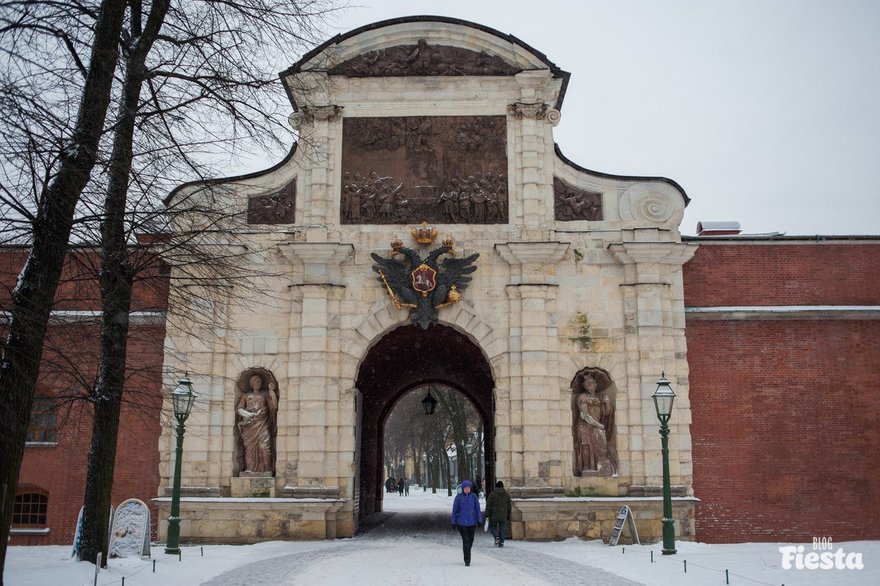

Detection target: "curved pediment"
[327, 39, 521, 77]
[282, 16, 570, 109]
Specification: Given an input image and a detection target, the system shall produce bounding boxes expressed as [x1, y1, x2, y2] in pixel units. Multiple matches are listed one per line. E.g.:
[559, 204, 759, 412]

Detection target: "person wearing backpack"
[450, 479, 482, 566]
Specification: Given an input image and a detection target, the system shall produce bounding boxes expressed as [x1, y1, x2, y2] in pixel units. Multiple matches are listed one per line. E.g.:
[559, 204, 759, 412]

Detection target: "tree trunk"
[0, 1, 127, 579]
[443, 448, 453, 497]
[78, 0, 170, 566]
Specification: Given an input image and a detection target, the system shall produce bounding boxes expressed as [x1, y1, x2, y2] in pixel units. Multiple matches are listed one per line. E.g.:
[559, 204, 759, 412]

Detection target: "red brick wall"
[2, 247, 167, 545]
[684, 241, 880, 543]
[684, 242, 880, 307]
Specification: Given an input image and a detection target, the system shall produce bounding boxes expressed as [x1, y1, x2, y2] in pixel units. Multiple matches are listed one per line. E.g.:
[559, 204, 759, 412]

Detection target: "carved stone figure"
[235, 369, 279, 476]
[340, 115, 508, 224]
[554, 177, 602, 222]
[571, 368, 617, 477]
[247, 180, 296, 224]
[328, 40, 520, 77]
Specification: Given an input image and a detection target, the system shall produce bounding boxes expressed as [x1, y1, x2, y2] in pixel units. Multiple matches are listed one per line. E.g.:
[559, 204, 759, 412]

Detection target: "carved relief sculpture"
[328, 39, 520, 77]
[341, 116, 508, 224]
[571, 367, 617, 477]
[554, 177, 602, 222]
[247, 180, 296, 224]
[235, 368, 279, 477]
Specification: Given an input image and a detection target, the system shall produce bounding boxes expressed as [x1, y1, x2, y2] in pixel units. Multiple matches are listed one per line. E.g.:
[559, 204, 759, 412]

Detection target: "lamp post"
[652, 372, 676, 555]
[165, 375, 196, 555]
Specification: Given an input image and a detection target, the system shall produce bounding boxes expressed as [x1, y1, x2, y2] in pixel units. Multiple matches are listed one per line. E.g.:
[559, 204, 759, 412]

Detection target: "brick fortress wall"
[1, 248, 167, 545]
[683, 240, 880, 543]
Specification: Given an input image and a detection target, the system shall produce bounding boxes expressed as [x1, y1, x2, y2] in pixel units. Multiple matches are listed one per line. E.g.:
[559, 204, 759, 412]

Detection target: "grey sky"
[324, 0, 880, 236]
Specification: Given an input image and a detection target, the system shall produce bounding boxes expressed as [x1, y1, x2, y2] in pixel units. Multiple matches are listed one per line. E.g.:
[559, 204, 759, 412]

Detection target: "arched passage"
[356, 323, 495, 520]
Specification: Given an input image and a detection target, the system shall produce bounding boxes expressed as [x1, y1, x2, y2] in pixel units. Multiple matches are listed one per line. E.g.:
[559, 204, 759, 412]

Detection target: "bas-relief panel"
[328, 40, 520, 77]
[341, 116, 508, 225]
[247, 180, 296, 224]
[554, 177, 602, 222]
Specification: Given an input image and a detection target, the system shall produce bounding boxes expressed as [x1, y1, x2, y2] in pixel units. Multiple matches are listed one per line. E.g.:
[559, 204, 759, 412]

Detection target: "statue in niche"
[235, 368, 279, 477]
[571, 368, 617, 477]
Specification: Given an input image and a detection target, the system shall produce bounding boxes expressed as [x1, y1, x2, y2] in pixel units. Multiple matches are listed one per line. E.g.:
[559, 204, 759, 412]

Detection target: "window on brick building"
[12, 492, 48, 528]
[26, 396, 57, 444]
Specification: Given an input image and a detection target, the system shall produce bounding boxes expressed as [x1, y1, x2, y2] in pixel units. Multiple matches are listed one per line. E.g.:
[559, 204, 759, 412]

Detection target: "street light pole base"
[164, 546, 181, 555]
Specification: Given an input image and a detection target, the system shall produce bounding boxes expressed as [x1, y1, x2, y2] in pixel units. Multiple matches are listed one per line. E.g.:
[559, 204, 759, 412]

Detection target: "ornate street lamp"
[165, 374, 196, 555]
[652, 372, 676, 555]
[421, 389, 437, 415]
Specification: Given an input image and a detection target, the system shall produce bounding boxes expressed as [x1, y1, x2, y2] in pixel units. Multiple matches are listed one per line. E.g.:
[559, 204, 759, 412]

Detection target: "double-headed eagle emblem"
[371, 223, 479, 329]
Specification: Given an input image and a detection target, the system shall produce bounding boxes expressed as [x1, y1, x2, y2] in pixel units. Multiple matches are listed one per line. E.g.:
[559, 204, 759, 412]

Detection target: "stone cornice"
[494, 241, 570, 266]
[276, 242, 354, 265]
[685, 306, 880, 321]
[1, 310, 166, 325]
[608, 242, 698, 266]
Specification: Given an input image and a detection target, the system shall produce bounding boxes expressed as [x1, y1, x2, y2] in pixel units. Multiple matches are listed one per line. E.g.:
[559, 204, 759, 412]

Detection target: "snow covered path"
[201, 502, 639, 586]
[5, 488, 879, 585]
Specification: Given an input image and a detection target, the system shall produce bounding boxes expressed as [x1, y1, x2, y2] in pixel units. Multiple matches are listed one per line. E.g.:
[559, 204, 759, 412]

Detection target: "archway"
[355, 323, 495, 520]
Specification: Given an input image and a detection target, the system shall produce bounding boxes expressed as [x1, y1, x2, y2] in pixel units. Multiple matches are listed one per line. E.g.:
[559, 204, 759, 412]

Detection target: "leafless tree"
[0, 2, 128, 579]
[0, 0, 345, 572]
[384, 385, 483, 496]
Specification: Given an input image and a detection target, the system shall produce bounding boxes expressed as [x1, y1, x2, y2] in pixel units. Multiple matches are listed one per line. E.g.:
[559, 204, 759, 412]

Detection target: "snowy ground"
[6, 488, 878, 585]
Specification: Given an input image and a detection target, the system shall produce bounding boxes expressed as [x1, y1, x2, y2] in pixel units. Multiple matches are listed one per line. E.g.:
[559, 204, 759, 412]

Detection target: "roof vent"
[696, 221, 742, 236]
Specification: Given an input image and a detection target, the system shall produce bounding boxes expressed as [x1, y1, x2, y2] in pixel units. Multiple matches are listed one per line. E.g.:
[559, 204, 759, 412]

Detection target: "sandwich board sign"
[608, 505, 640, 546]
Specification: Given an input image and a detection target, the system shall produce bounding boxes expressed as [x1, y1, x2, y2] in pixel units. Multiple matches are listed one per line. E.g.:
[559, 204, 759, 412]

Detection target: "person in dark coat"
[450, 479, 482, 566]
[485, 480, 512, 547]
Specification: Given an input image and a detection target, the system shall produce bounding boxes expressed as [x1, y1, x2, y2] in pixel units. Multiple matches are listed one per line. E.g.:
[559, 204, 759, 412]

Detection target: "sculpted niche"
[234, 368, 279, 477]
[571, 367, 618, 477]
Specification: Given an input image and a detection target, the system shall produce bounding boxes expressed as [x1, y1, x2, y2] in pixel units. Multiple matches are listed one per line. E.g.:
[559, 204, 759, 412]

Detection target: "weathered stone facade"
[158, 17, 697, 543]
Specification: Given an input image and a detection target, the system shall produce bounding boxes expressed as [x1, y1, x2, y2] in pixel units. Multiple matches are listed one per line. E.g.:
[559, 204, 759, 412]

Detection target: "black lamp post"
[165, 375, 196, 555]
[421, 389, 437, 415]
[652, 372, 677, 555]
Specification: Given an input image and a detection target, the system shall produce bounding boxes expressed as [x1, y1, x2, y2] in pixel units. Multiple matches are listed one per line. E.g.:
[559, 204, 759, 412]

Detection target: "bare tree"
[0, 1, 128, 578]
[1, 0, 345, 571]
[384, 385, 483, 497]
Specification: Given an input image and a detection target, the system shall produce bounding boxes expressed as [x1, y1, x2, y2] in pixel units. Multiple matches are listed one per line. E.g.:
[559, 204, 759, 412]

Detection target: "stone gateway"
[156, 16, 698, 543]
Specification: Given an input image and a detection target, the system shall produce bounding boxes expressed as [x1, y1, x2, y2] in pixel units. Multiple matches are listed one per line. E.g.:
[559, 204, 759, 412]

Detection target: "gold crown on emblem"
[411, 221, 437, 245]
[390, 236, 404, 250]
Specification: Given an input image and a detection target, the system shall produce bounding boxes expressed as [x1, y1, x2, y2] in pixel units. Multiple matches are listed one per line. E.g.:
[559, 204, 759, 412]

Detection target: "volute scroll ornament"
[507, 101, 548, 120]
[371, 223, 479, 329]
[288, 105, 343, 129]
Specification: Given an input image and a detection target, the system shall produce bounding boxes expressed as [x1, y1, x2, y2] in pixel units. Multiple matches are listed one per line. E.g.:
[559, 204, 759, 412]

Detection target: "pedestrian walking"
[450, 479, 482, 566]
[404, 478, 410, 496]
[485, 480, 512, 547]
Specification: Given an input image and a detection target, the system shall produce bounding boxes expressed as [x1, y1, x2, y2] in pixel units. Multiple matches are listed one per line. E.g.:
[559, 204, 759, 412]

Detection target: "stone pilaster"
[288, 94, 343, 226]
[496, 241, 569, 490]
[608, 241, 697, 491]
[277, 242, 353, 493]
[508, 70, 561, 229]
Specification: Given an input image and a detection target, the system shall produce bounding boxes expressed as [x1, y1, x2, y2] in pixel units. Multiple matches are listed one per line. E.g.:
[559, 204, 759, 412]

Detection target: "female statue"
[572, 368, 617, 476]
[235, 369, 278, 476]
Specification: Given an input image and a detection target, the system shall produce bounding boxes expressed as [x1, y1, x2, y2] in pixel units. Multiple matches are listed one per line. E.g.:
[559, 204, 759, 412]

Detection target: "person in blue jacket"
[451, 479, 482, 566]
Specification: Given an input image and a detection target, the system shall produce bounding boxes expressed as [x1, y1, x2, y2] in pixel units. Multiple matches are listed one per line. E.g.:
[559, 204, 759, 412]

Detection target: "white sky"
[318, 0, 880, 236]
[6, 490, 878, 585]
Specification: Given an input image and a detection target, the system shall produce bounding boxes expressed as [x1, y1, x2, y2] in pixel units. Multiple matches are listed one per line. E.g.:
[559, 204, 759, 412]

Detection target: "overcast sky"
[322, 0, 880, 236]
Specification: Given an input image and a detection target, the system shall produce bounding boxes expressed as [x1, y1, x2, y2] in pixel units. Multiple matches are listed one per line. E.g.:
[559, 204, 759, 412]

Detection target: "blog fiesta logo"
[779, 538, 864, 570]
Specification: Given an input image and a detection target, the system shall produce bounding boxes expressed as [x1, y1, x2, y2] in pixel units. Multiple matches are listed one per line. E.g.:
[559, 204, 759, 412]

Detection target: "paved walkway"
[200, 508, 642, 586]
